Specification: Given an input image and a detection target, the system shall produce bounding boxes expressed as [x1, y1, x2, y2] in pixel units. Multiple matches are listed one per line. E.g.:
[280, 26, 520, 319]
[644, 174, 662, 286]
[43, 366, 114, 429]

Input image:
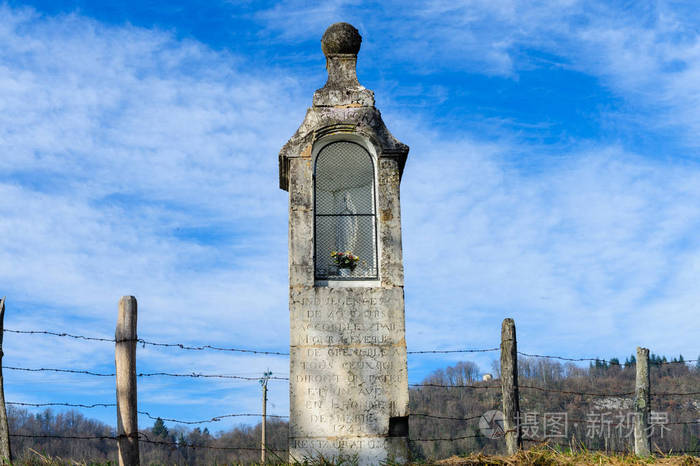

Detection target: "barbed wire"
[519, 385, 635, 397]
[4, 328, 501, 356]
[4, 366, 115, 377]
[6, 327, 697, 457]
[137, 340, 288, 356]
[8, 401, 116, 409]
[137, 410, 288, 424]
[409, 383, 500, 390]
[518, 351, 698, 366]
[411, 433, 484, 442]
[650, 359, 699, 366]
[10, 433, 116, 441]
[409, 382, 678, 398]
[518, 352, 608, 363]
[7, 401, 289, 424]
[138, 433, 288, 454]
[12, 400, 688, 426]
[665, 420, 700, 425]
[11, 433, 698, 455]
[408, 348, 500, 354]
[410, 380, 698, 397]
[4, 329, 289, 356]
[9, 432, 288, 453]
[137, 371, 289, 381]
[411, 413, 483, 422]
[5, 329, 698, 367]
[3, 365, 289, 381]
[651, 391, 700, 397]
[4, 329, 115, 343]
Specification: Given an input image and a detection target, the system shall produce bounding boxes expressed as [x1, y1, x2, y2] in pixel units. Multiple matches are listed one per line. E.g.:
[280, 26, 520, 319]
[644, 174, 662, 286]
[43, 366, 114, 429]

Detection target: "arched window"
[314, 141, 377, 280]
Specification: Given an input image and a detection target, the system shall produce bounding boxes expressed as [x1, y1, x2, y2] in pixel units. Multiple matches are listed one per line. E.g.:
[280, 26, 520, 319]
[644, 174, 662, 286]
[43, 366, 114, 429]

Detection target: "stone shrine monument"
[279, 23, 410, 464]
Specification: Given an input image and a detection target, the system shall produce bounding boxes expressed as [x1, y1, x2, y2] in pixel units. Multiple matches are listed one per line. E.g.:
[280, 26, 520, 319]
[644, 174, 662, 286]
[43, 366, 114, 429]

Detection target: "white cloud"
[0, 5, 298, 428]
[258, 0, 700, 146]
[399, 121, 700, 361]
[1, 3, 699, 431]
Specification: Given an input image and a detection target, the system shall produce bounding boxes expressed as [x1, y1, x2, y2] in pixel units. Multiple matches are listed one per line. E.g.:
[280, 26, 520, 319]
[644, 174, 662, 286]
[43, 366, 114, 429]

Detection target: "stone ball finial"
[321, 22, 362, 56]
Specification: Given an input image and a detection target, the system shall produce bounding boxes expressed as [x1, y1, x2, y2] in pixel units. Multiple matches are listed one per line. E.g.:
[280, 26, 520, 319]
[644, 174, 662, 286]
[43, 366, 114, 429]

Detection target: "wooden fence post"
[116, 296, 139, 466]
[261, 382, 267, 464]
[633, 346, 651, 456]
[0, 297, 12, 462]
[500, 318, 522, 454]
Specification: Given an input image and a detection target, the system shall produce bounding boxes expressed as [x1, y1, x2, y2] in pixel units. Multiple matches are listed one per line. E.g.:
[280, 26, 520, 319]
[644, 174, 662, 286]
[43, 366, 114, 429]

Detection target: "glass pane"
[315, 142, 374, 215]
[314, 141, 377, 279]
[315, 216, 377, 279]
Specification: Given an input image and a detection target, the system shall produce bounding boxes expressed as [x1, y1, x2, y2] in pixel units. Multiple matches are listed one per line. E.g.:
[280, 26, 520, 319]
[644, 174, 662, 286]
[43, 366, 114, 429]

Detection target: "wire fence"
[7, 401, 289, 423]
[4, 366, 289, 381]
[9, 432, 288, 453]
[4, 325, 699, 460]
[8, 431, 700, 456]
[516, 350, 698, 366]
[4, 329, 289, 355]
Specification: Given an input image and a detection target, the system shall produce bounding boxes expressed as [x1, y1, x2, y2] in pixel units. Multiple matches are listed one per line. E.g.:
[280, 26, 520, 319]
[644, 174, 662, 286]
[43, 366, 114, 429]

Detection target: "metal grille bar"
[314, 141, 377, 280]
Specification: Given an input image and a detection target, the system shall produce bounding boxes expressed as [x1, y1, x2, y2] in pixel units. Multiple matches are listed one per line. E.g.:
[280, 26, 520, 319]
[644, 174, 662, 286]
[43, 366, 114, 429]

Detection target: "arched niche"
[314, 140, 377, 280]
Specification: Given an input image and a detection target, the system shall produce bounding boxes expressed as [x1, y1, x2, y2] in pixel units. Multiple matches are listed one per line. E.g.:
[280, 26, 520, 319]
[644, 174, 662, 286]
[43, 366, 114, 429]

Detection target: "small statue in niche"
[334, 192, 358, 276]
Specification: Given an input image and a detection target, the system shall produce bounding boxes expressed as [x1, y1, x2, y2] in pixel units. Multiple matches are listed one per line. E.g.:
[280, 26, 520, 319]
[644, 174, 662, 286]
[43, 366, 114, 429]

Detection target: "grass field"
[13, 444, 700, 465]
[431, 445, 700, 465]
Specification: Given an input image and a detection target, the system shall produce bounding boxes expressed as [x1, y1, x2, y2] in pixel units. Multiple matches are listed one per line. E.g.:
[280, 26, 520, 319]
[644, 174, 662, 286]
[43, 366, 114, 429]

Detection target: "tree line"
[7, 353, 699, 463]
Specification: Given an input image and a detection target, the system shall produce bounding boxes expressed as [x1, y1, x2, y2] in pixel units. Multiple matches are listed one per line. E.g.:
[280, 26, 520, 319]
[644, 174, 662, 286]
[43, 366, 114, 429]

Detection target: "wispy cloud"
[1, 2, 699, 431]
[0, 5, 298, 426]
[257, 0, 700, 147]
[399, 120, 700, 362]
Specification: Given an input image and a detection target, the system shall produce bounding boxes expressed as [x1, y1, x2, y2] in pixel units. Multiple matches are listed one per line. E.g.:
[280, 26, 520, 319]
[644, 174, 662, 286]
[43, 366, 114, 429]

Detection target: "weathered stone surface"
[281, 22, 410, 465]
[313, 55, 375, 108]
[315, 23, 373, 108]
[288, 158, 314, 288]
[290, 437, 407, 464]
[279, 23, 408, 192]
[290, 287, 405, 347]
[288, 287, 409, 463]
[321, 23, 362, 55]
[279, 107, 408, 191]
[378, 158, 404, 287]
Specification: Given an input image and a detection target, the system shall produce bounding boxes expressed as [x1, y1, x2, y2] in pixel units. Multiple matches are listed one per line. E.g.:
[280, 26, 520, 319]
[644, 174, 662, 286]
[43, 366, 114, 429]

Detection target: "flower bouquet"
[331, 251, 359, 270]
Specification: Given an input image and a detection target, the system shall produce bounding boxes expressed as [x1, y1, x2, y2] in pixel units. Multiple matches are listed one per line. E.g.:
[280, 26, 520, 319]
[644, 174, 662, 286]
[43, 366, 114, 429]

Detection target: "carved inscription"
[289, 287, 408, 447]
[290, 290, 401, 347]
[291, 438, 389, 449]
[289, 436, 391, 465]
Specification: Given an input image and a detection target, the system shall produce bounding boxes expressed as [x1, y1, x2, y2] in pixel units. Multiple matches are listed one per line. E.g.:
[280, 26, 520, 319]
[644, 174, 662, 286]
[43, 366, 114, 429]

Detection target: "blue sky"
[1, 0, 699, 432]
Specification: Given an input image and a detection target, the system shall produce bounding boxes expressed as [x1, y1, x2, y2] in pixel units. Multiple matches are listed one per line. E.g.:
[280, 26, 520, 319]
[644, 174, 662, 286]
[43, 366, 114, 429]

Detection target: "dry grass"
[430, 444, 700, 466]
[6, 445, 699, 465]
[10, 448, 98, 465]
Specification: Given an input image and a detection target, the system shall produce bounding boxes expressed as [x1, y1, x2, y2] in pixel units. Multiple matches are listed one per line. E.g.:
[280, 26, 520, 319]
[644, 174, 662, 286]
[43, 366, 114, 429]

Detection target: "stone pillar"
[280, 23, 410, 465]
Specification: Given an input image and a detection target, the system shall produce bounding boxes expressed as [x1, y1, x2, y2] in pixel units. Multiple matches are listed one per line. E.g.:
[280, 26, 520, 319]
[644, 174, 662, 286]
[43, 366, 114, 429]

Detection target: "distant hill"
[410, 356, 700, 460]
[8, 355, 699, 463]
